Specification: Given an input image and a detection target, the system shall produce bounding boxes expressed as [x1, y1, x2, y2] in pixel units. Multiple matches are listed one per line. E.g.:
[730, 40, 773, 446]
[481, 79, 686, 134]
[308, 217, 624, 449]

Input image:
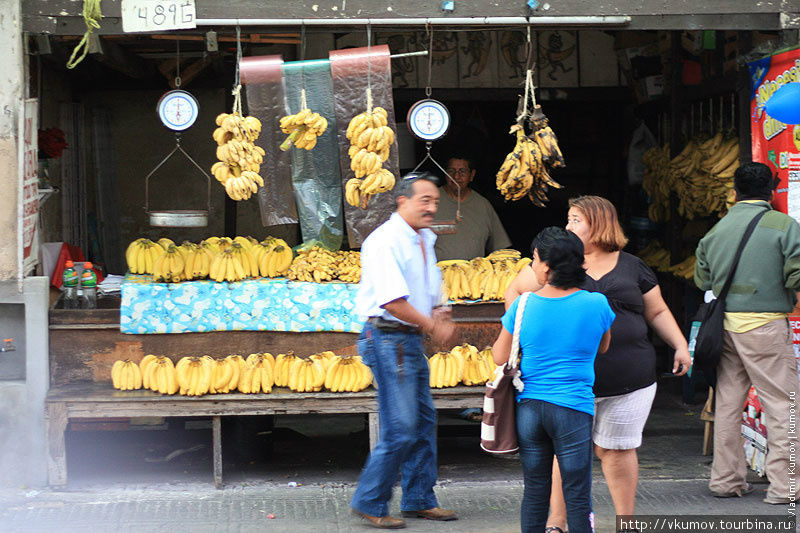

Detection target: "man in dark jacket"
[695, 162, 800, 505]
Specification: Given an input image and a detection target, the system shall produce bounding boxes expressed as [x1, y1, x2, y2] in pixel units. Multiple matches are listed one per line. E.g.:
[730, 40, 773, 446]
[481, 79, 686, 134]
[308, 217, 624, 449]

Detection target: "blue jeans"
[516, 399, 594, 533]
[350, 323, 439, 517]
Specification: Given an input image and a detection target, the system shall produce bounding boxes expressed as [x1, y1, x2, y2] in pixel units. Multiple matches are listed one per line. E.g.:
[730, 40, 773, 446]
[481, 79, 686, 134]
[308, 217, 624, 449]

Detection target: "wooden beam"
[89, 36, 157, 79]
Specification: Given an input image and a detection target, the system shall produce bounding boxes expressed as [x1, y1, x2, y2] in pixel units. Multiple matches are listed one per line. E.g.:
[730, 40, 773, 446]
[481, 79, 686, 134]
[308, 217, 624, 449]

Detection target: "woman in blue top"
[493, 227, 615, 533]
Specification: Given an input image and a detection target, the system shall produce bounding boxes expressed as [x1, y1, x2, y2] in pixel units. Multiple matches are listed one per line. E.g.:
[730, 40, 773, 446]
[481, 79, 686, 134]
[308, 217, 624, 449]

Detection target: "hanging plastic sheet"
[283, 60, 344, 250]
[329, 44, 401, 248]
[241, 55, 298, 227]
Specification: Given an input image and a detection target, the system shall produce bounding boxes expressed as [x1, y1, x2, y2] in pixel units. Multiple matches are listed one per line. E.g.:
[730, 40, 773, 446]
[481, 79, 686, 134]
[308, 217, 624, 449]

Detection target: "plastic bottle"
[80, 262, 98, 309]
[61, 260, 79, 309]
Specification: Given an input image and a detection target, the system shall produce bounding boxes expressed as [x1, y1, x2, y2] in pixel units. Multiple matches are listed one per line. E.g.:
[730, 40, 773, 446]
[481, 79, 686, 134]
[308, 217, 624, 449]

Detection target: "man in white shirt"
[351, 172, 458, 529]
[434, 155, 512, 261]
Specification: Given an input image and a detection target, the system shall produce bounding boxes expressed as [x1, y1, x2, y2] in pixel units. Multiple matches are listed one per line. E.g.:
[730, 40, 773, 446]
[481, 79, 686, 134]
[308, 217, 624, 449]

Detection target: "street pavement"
[0, 386, 796, 532]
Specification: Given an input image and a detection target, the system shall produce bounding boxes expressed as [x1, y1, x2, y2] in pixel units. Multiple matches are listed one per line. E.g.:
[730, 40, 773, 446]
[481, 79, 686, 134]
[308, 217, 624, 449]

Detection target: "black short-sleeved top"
[580, 251, 658, 397]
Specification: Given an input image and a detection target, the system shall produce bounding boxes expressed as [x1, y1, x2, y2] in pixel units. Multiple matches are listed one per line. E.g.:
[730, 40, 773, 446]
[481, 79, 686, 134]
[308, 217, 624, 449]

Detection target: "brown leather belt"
[367, 316, 421, 334]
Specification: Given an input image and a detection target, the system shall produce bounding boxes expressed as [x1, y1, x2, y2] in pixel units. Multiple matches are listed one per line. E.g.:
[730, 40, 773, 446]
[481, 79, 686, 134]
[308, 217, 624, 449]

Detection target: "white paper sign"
[121, 0, 196, 33]
[20, 99, 39, 276]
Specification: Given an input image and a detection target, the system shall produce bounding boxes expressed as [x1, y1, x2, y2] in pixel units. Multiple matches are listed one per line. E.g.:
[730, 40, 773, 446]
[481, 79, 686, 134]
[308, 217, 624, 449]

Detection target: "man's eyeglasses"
[446, 168, 471, 176]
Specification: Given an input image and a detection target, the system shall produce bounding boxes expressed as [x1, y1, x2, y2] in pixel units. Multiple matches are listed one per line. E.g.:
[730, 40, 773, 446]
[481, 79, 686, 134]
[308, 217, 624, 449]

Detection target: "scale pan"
[149, 210, 208, 228]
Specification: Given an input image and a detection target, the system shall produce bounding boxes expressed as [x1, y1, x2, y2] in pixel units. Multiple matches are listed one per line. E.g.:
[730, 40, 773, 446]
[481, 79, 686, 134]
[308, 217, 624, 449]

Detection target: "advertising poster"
[19, 98, 39, 276]
[749, 48, 800, 220]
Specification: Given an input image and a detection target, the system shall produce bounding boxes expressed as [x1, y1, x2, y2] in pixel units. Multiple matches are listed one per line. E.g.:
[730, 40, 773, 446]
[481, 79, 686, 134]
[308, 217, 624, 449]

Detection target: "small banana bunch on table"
[211, 113, 266, 201]
[279, 108, 328, 151]
[344, 107, 396, 208]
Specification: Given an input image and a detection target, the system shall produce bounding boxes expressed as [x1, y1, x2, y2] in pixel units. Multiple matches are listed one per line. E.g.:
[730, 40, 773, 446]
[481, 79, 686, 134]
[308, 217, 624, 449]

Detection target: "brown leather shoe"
[351, 508, 407, 529]
[401, 507, 458, 521]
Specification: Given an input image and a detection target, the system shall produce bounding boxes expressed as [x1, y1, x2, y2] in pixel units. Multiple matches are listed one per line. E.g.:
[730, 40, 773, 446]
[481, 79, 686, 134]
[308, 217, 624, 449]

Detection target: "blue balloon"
[765, 82, 800, 125]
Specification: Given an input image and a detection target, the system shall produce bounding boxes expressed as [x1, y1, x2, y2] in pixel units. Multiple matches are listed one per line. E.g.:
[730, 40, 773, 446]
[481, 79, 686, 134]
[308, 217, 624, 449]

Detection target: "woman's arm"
[598, 330, 611, 354]
[642, 285, 691, 376]
[503, 266, 543, 310]
[492, 327, 513, 365]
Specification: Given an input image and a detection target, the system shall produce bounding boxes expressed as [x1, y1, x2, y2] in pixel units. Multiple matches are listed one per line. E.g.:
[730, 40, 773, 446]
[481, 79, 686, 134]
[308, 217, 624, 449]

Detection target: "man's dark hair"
[531, 227, 586, 289]
[734, 162, 777, 201]
[395, 171, 440, 201]
[446, 153, 475, 170]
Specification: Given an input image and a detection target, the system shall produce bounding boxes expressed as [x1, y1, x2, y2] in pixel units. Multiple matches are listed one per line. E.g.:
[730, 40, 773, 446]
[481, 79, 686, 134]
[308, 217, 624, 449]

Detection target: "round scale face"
[157, 90, 199, 131]
[407, 99, 450, 141]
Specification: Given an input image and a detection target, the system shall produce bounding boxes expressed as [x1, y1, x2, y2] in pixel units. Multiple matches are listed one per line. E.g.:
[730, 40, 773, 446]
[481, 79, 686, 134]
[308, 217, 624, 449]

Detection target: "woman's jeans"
[517, 399, 594, 533]
[350, 323, 439, 517]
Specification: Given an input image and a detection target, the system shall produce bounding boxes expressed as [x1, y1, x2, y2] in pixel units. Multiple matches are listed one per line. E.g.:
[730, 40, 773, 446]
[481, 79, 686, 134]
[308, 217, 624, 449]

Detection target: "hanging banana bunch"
[211, 112, 265, 201]
[496, 123, 564, 205]
[344, 106, 396, 209]
[279, 107, 328, 151]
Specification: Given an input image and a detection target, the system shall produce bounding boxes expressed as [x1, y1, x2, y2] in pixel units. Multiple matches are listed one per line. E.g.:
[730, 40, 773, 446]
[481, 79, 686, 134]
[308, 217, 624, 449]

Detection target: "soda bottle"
[62, 260, 79, 309]
[80, 262, 98, 309]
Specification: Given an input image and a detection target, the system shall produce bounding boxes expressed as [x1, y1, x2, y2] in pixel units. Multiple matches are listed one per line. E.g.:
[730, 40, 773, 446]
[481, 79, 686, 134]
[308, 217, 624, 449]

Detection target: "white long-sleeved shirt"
[356, 212, 443, 324]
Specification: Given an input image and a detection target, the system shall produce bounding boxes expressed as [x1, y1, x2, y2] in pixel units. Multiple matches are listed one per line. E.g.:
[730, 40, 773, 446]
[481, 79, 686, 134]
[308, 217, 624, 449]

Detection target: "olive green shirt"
[433, 189, 511, 261]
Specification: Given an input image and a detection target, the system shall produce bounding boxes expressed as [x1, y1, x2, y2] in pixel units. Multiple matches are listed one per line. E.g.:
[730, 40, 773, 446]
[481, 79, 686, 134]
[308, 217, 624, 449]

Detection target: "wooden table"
[45, 382, 485, 488]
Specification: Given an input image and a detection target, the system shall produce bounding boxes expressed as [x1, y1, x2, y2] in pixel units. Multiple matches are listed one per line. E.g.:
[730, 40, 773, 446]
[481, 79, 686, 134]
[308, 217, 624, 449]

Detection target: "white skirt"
[593, 382, 657, 450]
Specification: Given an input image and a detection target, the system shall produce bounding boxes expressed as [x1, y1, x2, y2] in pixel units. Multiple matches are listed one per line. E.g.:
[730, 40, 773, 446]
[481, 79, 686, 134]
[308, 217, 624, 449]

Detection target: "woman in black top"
[505, 195, 691, 533]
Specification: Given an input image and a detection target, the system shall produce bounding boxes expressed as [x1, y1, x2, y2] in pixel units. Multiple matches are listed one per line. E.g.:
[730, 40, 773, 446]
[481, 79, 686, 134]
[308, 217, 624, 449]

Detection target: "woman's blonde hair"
[568, 195, 628, 252]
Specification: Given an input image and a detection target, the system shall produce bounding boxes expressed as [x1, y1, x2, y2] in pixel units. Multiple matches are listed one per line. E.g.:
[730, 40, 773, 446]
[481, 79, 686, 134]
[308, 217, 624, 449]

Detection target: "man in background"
[694, 162, 800, 505]
[434, 154, 511, 261]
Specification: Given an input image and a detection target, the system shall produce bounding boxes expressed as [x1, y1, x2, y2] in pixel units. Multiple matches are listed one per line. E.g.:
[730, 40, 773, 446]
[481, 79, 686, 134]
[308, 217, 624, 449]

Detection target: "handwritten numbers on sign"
[122, 0, 196, 33]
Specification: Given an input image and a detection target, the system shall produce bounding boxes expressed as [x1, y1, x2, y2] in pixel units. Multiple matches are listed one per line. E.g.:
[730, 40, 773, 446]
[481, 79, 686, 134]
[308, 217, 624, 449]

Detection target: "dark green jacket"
[694, 200, 800, 312]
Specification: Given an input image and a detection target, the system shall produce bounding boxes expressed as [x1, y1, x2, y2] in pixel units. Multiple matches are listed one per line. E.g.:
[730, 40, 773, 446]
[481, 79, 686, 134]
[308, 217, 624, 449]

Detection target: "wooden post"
[46, 403, 68, 487]
[368, 412, 380, 450]
[212, 416, 222, 489]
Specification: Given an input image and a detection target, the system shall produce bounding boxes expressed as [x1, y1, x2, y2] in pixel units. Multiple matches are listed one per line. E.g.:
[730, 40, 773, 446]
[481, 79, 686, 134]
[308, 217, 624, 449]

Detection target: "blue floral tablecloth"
[120, 275, 362, 334]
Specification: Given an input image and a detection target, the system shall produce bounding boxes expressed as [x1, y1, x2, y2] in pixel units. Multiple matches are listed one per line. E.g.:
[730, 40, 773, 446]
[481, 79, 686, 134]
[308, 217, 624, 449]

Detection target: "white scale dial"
[407, 99, 451, 142]
[157, 89, 200, 131]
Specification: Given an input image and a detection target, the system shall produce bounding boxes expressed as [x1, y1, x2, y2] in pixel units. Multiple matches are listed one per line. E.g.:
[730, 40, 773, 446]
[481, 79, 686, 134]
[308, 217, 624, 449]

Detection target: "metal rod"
[390, 50, 428, 59]
[196, 16, 631, 27]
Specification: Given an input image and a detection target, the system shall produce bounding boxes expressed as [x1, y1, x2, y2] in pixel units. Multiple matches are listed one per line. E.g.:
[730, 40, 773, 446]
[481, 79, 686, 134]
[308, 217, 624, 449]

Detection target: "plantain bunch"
[643, 132, 740, 222]
[212, 113, 265, 201]
[496, 124, 563, 205]
[287, 246, 336, 283]
[344, 107, 396, 209]
[279, 108, 328, 151]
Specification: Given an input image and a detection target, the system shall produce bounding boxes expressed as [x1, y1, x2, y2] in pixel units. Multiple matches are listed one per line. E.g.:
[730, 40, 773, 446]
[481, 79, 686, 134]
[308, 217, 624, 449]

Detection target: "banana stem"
[280, 130, 299, 151]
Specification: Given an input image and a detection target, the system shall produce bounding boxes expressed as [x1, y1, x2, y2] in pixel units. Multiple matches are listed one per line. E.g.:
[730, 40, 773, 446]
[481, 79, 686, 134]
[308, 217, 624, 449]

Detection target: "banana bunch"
[666, 255, 697, 280]
[230, 243, 260, 278]
[344, 107, 396, 208]
[287, 246, 336, 283]
[157, 238, 175, 250]
[333, 251, 361, 283]
[428, 350, 465, 388]
[496, 124, 563, 205]
[324, 355, 373, 392]
[636, 241, 671, 272]
[287, 358, 326, 392]
[529, 115, 566, 170]
[438, 253, 528, 302]
[487, 248, 522, 261]
[181, 242, 215, 280]
[203, 236, 233, 254]
[209, 249, 249, 282]
[152, 244, 186, 283]
[206, 356, 242, 394]
[237, 353, 275, 394]
[111, 359, 143, 390]
[140, 355, 179, 395]
[125, 238, 165, 275]
[273, 353, 300, 387]
[309, 350, 336, 371]
[259, 244, 294, 278]
[212, 112, 266, 201]
[451, 344, 496, 386]
[279, 108, 328, 151]
[643, 132, 740, 222]
[176, 356, 214, 396]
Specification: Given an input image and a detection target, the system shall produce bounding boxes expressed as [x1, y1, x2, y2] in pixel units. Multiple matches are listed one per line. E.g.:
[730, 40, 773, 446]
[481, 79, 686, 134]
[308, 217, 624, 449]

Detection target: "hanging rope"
[300, 25, 307, 109]
[231, 26, 244, 116]
[174, 38, 181, 87]
[516, 24, 537, 124]
[66, 0, 103, 69]
[365, 23, 373, 113]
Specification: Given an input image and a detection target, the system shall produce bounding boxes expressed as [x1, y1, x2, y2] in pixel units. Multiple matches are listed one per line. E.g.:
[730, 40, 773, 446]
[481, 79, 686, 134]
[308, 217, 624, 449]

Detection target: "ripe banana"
[111, 359, 143, 391]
